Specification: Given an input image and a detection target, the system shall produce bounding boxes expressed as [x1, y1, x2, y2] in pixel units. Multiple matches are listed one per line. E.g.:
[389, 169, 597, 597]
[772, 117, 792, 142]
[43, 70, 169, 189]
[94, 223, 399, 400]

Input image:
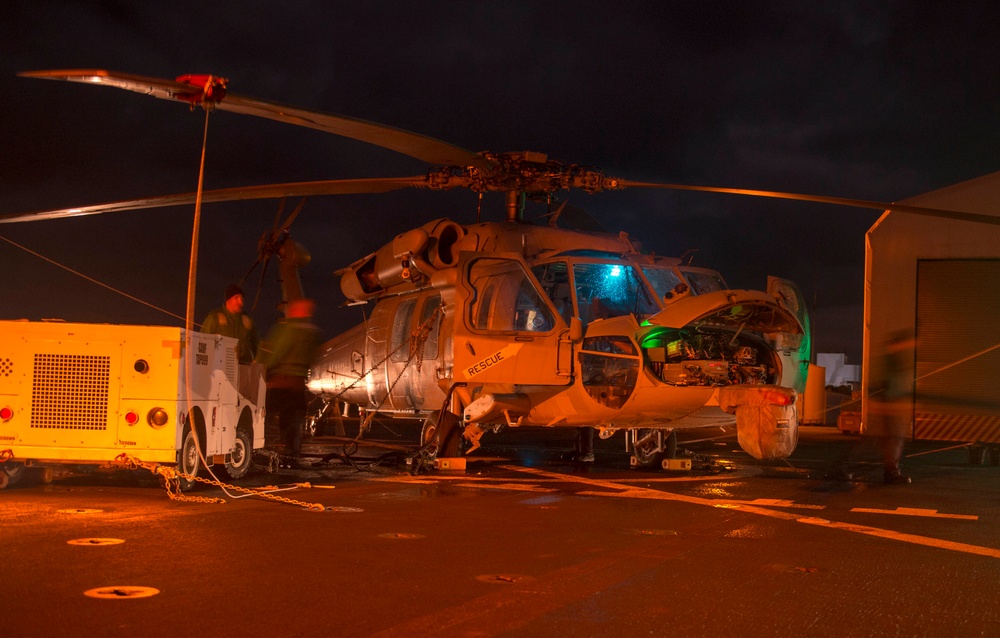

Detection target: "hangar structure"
[863, 171, 1000, 451]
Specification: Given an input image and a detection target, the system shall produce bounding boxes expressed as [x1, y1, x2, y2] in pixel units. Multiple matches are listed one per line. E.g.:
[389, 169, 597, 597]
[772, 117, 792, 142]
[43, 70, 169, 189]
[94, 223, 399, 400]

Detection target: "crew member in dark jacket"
[201, 284, 259, 364]
[256, 298, 322, 458]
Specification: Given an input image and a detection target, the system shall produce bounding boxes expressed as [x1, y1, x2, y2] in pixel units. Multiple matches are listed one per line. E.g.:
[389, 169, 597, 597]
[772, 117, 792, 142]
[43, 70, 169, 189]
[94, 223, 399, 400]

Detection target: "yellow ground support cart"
[0, 320, 265, 488]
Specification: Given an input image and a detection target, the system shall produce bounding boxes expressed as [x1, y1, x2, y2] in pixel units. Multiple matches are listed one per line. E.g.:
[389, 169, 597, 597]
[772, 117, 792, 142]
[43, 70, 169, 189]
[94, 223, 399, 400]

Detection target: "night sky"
[3, 1, 1000, 363]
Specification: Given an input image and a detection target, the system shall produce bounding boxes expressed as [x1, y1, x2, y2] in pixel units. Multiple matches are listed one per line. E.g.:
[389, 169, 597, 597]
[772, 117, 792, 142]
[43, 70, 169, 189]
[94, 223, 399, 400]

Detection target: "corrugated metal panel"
[914, 259, 1000, 443]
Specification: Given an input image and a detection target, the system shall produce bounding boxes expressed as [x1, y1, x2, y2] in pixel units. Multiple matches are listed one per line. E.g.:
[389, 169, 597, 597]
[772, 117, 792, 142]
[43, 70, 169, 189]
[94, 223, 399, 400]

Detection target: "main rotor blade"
[19, 69, 492, 170]
[618, 180, 1000, 226]
[0, 176, 428, 224]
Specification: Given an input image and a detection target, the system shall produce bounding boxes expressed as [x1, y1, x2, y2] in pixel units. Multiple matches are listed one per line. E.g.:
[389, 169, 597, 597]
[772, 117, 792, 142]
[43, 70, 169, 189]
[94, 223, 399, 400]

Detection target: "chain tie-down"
[110, 453, 327, 510]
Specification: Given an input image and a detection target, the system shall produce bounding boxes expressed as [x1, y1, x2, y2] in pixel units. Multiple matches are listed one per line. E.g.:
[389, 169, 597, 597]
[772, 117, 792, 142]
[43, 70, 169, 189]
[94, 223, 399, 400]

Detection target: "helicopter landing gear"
[419, 414, 440, 459]
[411, 411, 467, 474]
[628, 429, 677, 469]
[419, 410, 466, 458]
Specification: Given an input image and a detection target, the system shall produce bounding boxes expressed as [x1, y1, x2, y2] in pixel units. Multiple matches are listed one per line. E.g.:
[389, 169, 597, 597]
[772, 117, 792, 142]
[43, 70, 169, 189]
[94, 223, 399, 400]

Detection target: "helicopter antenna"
[546, 199, 568, 227]
[680, 248, 699, 266]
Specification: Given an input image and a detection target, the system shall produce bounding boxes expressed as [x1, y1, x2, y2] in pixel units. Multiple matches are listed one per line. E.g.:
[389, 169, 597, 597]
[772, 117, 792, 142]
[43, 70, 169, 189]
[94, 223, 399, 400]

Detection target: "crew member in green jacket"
[201, 284, 260, 364]
[256, 298, 322, 458]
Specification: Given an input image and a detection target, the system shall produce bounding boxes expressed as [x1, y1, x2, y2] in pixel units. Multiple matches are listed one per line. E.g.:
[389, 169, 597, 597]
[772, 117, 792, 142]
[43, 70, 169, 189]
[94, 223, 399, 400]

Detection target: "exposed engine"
[643, 329, 776, 387]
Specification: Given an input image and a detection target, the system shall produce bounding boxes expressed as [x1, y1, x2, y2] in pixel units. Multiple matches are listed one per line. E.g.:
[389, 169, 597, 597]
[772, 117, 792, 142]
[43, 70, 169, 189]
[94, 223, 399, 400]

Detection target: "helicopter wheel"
[663, 429, 678, 458]
[631, 429, 661, 468]
[419, 414, 440, 459]
[631, 429, 677, 469]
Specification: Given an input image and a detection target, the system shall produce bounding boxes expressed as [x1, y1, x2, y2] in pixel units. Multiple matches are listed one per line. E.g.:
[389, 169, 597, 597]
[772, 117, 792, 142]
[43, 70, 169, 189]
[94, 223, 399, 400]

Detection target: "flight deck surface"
[4, 425, 998, 637]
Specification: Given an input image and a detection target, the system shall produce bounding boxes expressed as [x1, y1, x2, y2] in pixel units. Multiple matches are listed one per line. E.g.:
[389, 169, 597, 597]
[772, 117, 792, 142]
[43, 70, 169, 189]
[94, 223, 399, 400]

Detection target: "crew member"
[201, 284, 260, 364]
[575, 426, 595, 463]
[864, 330, 916, 484]
[256, 298, 322, 460]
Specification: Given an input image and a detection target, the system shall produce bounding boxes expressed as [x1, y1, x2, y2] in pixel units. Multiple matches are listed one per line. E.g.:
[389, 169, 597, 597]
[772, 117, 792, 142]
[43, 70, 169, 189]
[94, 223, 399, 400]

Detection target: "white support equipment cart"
[0, 320, 265, 489]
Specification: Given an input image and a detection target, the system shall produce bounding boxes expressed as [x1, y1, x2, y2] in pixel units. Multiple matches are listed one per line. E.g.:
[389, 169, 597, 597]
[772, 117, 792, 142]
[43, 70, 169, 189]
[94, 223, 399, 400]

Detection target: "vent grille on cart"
[31, 353, 110, 430]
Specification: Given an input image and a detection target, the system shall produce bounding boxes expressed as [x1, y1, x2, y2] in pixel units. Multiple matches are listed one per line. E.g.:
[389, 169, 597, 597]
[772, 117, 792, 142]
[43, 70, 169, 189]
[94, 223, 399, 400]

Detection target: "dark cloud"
[3, 1, 1000, 361]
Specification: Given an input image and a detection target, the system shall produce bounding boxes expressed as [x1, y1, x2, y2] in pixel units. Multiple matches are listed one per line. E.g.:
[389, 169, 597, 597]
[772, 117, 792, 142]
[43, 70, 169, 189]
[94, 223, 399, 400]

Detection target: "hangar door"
[914, 259, 1000, 443]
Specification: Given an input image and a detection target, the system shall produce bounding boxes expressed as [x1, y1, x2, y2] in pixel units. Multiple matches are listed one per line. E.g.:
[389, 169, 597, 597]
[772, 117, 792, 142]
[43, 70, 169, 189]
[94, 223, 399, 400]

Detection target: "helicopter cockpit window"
[641, 267, 685, 303]
[468, 258, 555, 333]
[531, 261, 573, 325]
[573, 262, 658, 324]
[680, 268, 727, 295]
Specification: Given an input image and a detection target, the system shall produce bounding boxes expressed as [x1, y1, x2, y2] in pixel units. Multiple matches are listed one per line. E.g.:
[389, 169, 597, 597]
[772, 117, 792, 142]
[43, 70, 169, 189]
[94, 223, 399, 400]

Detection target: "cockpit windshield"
[534, 260, 659, 323]
[679, 267, 727, 294]
[641, 267, 685, 302]
[573, 262, 658, 323]
[643, 265, 728, 302]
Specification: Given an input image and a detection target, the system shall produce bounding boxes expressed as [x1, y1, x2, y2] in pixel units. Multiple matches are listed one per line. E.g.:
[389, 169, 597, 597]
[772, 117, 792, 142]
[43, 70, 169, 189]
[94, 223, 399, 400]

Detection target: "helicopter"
[4, 70, 991, 468]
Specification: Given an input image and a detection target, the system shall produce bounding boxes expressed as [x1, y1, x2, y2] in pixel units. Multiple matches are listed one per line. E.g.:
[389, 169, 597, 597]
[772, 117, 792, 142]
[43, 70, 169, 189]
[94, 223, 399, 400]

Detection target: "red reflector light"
[124, 411, 140, 425]
[174, 74, 228, 104]
[0, 406, 12, 421]
[761, 390, 794, 406]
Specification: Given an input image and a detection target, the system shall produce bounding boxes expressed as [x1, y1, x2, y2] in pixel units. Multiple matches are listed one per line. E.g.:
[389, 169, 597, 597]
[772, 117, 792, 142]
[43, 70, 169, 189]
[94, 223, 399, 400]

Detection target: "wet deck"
[4, 424, 999, 637]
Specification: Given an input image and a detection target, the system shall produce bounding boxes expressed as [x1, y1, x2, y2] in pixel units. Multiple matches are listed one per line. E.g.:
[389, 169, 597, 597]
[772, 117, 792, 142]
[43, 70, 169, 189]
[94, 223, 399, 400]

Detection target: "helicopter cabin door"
[453, 253, 573, 386]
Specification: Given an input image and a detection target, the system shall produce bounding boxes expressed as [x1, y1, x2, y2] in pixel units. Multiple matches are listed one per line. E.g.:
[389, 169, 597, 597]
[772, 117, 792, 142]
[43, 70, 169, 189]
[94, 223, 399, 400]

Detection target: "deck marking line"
[851, 507, 978, 521]
[796, 516, 1000, 558]
[454, 482, 559, 493]
[505, 465, 1000, 560]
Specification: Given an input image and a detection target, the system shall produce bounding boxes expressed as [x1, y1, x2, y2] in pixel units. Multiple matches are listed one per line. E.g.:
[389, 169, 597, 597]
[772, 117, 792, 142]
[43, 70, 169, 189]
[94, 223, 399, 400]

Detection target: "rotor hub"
[425, 151, 623, 196]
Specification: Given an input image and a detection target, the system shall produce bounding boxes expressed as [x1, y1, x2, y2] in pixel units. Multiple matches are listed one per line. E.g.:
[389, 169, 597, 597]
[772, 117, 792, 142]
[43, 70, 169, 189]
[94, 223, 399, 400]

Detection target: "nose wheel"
[629, 429, 677, 469]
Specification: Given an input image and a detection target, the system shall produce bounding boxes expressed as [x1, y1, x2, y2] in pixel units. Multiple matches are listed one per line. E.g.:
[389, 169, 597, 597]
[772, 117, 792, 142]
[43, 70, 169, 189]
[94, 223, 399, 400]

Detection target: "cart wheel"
[177, 427, 201, 491]
[1, 462, 25, 489]
[35, 466, 54, 485]
[221, 426, 253, 480]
